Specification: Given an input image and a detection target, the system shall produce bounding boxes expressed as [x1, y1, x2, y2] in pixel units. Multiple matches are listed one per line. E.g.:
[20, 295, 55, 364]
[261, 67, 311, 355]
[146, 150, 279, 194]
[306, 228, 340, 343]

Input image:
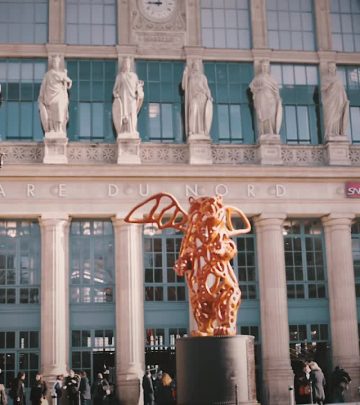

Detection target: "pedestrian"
[152, 369, 162, 403]
[63, 370, 80, 405]
[91, 373, 110, 405]
[142, 369, 154, 405]
[294, 363, 311, 404]
[156, 373, 175, 405]
[331, 365, 351, 403]
[11, 372, 26, 405]
[51, 375, 63, 405]
[30, 373, 48, 405]
[0, 369, 7, 405]
[79, 371, 91, 405]
[309, 361, 326, 405]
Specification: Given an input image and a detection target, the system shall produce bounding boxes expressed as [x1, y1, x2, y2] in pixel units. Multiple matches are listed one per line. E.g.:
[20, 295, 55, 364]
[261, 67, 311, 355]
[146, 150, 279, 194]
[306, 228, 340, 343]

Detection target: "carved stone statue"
[250, 60, 282, 136]
[182, 60, 213, 137]
[112, 57, 144, 136]
[125, 193, 251, 337]
[321, 62, 349, 139]
[38, 55, 72, 135]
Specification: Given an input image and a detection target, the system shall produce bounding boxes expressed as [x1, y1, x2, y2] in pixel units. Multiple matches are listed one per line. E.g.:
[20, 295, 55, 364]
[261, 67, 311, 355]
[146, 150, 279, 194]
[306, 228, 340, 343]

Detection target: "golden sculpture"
[125, 193, 251, 336]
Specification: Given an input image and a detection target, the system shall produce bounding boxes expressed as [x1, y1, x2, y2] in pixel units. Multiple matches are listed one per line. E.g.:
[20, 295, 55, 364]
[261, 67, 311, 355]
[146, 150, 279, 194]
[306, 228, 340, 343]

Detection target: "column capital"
[39, 213, 70, 226]
[322, 213, 355, 228]
[111, 216, 143, 230]
[254, 213, 286, 227]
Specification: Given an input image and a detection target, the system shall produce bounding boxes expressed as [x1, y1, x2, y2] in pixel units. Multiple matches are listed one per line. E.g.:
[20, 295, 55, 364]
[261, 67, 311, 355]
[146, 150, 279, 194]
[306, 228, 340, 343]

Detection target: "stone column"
[39, 214, 70, 382]
[322, 214, 360, 401]
[250, 0, 268, 49]
[112, 218, 145, 405]
[254, 214, 293, 405]
[314, 0, 332, 51]
[48, 0, 65, 44]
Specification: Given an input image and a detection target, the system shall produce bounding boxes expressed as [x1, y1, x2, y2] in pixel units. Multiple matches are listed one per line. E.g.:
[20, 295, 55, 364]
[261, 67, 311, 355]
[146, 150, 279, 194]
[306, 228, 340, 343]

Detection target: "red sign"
[345, 182, 360, 198]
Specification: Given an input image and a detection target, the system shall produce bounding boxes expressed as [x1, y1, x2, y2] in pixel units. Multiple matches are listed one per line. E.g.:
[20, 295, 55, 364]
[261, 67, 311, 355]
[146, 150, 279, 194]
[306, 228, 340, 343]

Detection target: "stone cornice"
[1, 164, 360, 179]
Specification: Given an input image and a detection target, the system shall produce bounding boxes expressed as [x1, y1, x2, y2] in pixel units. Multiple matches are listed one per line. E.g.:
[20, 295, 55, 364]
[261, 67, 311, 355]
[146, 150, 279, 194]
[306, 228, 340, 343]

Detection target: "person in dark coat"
[331, 365, 351, 403]
[12, 372, 26, 405]
[142, 370, 155, 405]
[156, 373, 175, 405]
[91, 373, 110, 405]
[79, 371, 91, 405]
[309, 361, 326, 405]
[64, 370, 80, 405]
[30, 373, 48, 405]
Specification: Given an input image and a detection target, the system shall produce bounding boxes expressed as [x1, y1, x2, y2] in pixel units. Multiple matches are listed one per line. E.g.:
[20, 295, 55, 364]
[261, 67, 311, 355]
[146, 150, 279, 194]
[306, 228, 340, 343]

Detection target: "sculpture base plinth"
[325, 136, 350, 166]
[117, 134, 141, 164]
[176, 335, 259, 405]
[188, 133, 212, 164]
[43, 134, 68, 164]
[257, 133, 283, 165]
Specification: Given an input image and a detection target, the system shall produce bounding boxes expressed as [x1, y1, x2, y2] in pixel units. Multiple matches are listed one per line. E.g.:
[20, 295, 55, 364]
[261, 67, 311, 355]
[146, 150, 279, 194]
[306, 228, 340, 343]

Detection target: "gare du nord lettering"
[0, 183, 288, 199]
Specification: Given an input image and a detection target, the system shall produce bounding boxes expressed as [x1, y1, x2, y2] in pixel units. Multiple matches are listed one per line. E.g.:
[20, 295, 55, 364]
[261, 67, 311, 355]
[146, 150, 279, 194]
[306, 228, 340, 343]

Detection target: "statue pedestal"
[257, 133, 283, 165]
[117, 132, 141, 164]
[176, 335, 259, 405]
[43, 132, 68, 164]
[188, 134, 212, 164]
[325, 135, 351, 166]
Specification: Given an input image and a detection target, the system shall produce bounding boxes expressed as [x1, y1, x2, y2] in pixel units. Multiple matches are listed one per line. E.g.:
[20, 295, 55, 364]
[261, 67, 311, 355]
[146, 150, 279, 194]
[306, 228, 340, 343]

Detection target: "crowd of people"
[142, 368, 176, 405]
[294, 361, 352, 404]
[0, 369, 113, 405]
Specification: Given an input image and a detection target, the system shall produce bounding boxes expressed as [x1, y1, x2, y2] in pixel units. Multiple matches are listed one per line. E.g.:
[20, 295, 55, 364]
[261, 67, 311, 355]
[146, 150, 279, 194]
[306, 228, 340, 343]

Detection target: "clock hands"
[146, 1, 163, 5]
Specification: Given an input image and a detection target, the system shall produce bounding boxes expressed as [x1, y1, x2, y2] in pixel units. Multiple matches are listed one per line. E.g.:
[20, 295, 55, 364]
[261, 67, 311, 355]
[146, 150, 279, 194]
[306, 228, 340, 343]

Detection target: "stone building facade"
[0, 1, 360, 404]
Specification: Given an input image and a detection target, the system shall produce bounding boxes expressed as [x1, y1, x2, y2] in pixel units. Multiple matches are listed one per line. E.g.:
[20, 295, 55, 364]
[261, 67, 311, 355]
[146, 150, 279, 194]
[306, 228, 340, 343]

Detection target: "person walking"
[79, 371, 91, 405]
[309, 361, 326, 405]
[30, 373, 48, 405]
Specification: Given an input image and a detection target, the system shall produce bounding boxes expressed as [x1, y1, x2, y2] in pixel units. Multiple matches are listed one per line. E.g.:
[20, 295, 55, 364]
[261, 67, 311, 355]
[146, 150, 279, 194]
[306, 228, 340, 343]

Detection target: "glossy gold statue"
[125, 193, 251, 336]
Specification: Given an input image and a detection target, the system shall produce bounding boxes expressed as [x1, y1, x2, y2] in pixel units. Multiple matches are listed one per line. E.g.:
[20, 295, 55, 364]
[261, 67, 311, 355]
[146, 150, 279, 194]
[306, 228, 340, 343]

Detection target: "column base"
[257, 134, 283, 165]
[176, 335, 259, 405]
[116, 374, 142, 405]
[117, 134, 141, 164]
[325, 137, 350, 166]
[43, 133, 68, 164]
[188, 134, 212, 164]
[263, 366, 294, 405]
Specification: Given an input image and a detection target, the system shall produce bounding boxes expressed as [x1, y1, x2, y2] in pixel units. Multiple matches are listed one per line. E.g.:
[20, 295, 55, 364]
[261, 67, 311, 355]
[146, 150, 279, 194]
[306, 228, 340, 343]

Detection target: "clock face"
[140, 0, 177, 21]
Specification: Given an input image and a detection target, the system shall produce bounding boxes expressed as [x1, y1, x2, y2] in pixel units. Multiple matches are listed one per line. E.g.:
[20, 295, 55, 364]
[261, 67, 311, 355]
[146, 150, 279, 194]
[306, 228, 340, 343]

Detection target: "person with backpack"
[11, 372, 26, 405]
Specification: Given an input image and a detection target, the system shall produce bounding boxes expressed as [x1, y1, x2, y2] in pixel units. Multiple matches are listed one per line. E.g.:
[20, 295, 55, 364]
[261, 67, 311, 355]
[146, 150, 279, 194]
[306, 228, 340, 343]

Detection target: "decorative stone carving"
[250, 60, 282, 136]
[182, 60, 213, 139]
[130, 0, 186, 49]
[38, 55, 72, 136]
[112, 57, 144, 138]
[321, 62, 349, 140]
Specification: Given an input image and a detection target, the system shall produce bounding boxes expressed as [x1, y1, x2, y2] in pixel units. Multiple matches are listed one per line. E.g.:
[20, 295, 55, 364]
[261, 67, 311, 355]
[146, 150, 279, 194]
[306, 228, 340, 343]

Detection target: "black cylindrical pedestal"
[176, 335, 257, 405]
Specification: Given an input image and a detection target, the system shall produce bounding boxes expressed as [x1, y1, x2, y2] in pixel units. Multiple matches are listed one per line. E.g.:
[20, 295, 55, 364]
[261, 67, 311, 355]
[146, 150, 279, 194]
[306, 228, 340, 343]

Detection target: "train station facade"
[0, 0, 360, 404]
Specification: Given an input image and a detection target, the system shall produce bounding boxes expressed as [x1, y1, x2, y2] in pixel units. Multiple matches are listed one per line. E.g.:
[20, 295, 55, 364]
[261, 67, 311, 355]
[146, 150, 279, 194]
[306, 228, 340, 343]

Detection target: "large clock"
[139, 0, 177, 22]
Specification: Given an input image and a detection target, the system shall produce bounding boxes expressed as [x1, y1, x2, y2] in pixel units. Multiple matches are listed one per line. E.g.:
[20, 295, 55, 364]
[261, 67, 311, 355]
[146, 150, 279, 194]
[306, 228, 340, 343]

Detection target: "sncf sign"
[345, 182, 360, 198]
